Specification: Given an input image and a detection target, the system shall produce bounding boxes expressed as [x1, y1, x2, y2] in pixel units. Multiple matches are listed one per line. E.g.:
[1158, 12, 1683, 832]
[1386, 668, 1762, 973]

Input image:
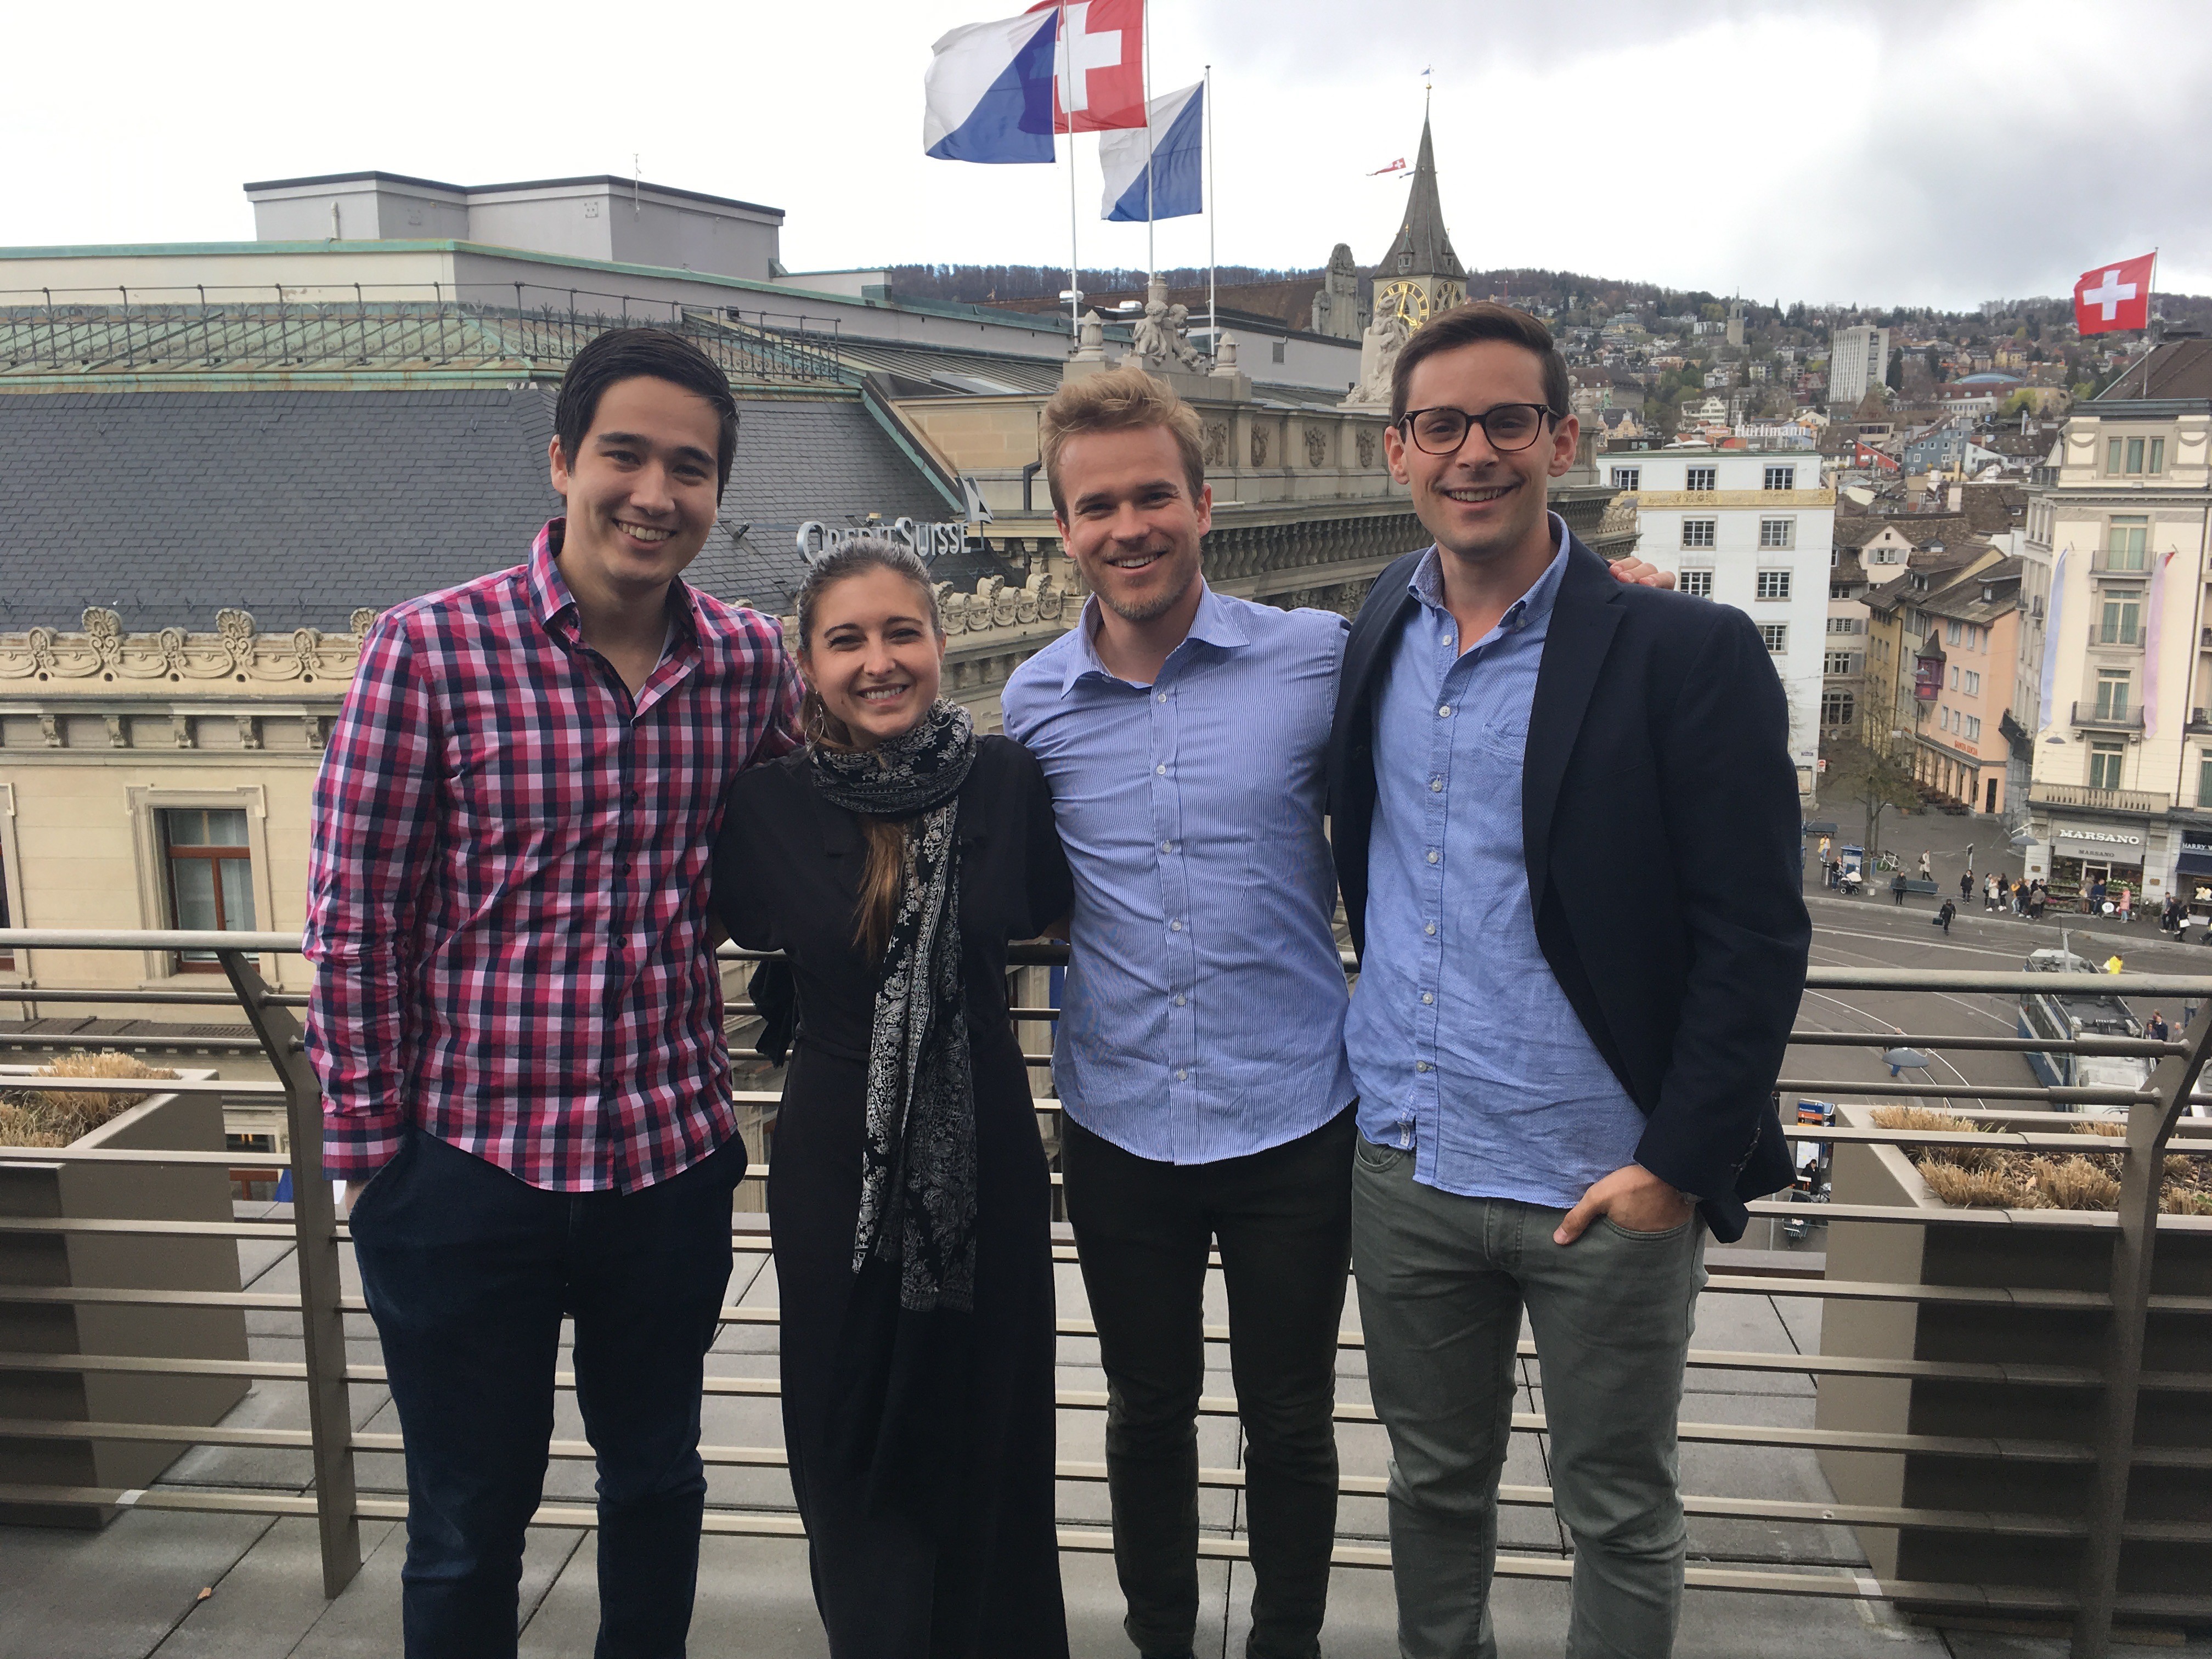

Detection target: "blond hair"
[1039, 366, 1206, 516]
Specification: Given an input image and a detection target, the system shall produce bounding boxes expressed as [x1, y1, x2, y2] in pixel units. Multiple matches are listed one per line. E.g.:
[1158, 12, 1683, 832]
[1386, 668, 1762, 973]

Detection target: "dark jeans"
[349, 1128, 745, 1659]
[1061, 1108, 1355, 1659]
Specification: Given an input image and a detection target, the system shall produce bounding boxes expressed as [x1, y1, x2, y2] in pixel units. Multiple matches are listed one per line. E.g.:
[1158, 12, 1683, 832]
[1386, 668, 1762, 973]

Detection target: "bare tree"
[1822, 727, 1920, 864]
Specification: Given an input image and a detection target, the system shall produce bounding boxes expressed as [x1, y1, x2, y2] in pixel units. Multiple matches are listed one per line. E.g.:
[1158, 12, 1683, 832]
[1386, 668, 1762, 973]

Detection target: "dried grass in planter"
[1867, 1104, 2211, 1216]
[0, 1050, 180, 1148]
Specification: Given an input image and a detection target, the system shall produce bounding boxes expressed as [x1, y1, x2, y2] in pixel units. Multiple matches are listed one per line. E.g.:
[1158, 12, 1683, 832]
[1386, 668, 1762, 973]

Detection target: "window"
[1270, 340, 1286, 364]
[160, 808, 256, 970]
[2106, 517, 2147, 570]
[2151, 437, 2166, 473]
[2200, 752, 2212, 809]
[1827, 616, 1860, 634]
[2094, 670, 2131, 723]
[2090, 742, 2124, 790]
[1760, 518, 1795, 550]
[2100, 588, 2141, 644]
[1825, 650, 1856, 675]
[2107, 437, 2124, 474]
[1945, 620, 1962, 645]
[1681, 518, 1716, 548]
[1763, 465, 1796, 490]
[1821, 690, 1855, 726]
[1949, 667, 1960, 690]
[2128, 437, 2145, 474]
[1758, 623, 1788, 652]
[1756, 570, 1792, 600]
[1966, 715, 1982, 741]
[1610, 466, 1641, 490]
[1964, 670, 1980, 695]
[1680, 569, 1713, 597]
[1685, 466, 1717, 492]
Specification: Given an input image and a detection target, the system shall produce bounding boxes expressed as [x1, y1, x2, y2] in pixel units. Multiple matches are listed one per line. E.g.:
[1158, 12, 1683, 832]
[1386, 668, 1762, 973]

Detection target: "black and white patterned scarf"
[808, 698, 979, 1314]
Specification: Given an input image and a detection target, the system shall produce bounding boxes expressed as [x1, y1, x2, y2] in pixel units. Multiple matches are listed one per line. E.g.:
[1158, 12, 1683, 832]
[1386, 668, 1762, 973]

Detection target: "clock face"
[1380, 280, 1429, 326]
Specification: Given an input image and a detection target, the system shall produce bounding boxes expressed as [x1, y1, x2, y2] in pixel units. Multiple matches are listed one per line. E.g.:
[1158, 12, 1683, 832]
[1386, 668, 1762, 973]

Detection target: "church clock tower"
[1373, 111, 1466, 330]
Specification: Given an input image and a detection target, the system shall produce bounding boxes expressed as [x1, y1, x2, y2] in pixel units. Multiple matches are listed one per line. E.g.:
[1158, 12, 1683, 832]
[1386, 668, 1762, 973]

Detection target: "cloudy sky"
[9, 0, 2205, 311]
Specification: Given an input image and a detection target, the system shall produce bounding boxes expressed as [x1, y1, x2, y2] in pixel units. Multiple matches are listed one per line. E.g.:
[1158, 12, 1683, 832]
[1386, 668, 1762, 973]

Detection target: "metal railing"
[0, 287, 847, 386]
[1, 933, 2209, 1657]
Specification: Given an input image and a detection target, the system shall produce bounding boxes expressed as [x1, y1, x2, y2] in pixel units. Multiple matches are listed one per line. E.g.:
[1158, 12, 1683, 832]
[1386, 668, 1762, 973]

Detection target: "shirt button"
[1416, 1060, 1431, 1073]
[1438, 704, 1452, 718]
[1430, 777, 1443, 792]
[1160, 841, 1173, 853]
[1173, 994, 1187, 1007]
[1426, 849, 1439, 864]
[1157, 691, 1168, 703]
[1420, 991, 1435, 1005]
[1424, 921, 1437, 936]
[1169, 919, 1183, 932]
[1155, 763, 1167, 775]
[1175, 1068, 1188, 1081]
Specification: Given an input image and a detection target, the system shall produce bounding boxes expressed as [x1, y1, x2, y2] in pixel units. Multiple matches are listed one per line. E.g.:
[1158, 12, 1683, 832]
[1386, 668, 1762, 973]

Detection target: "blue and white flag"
[923, 12, 1062, 164]
[1099, 80, 1203, 221]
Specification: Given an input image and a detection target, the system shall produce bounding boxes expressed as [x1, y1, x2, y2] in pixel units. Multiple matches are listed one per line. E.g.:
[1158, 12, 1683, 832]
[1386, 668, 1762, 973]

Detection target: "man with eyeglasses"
[1326, 302, 1808, 1657]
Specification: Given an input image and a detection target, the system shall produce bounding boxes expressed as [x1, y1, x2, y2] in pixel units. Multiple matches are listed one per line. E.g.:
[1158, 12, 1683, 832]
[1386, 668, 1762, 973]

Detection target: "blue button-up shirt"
[1344, 521, 1646, 1209]
[1003, 584, 1355, 1164]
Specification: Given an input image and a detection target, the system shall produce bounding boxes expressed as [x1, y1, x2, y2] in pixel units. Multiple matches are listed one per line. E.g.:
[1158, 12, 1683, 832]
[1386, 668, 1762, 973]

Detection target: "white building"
[1829, 325, 1892, 409]
[2021, 341, 2212, 910]
[1607, 449, 1835, 801]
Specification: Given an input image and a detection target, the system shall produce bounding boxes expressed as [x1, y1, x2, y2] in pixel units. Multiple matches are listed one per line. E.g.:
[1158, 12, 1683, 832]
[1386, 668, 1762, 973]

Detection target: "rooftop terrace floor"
[2, 1211, 2203, 1659]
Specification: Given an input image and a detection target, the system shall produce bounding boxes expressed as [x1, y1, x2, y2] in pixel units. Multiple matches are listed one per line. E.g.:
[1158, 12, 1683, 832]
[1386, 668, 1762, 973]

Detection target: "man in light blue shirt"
[1002, 367, 1356, 1659]
[1342, 518, 1649, 1200]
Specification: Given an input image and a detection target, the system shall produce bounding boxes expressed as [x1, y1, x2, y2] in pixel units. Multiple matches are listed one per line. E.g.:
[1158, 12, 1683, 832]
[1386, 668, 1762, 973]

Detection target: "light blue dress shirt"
[1003, 584, 1356, 1164]
[1344, 519, 1647, 1209]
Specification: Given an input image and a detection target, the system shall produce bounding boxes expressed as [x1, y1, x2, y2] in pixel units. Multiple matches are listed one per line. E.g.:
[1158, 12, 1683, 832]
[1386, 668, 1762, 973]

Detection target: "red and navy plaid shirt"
[303, 520, 800, 1191]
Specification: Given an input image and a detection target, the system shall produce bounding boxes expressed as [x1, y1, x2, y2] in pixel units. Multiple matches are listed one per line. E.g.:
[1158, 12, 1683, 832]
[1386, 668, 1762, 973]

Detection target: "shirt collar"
[528, 516, 704, 648]
[1407, 511, 1571, 640]
[1059, 580, 1249, 694]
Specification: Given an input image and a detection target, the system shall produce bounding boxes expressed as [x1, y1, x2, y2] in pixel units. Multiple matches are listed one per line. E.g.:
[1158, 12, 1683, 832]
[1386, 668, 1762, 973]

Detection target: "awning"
[2177, 853, 2212, 877]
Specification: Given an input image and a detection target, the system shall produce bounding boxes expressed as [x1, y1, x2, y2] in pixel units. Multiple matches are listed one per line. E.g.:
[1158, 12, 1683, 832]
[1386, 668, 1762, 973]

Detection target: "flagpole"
[1204, 63, 1216, 352]
[1142, 0, 1155, 277]
[1059, 2, 1079, 341]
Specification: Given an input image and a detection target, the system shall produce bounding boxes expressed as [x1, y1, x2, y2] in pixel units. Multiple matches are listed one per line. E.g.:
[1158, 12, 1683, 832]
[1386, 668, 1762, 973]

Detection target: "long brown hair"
[793, 539, 947, 958]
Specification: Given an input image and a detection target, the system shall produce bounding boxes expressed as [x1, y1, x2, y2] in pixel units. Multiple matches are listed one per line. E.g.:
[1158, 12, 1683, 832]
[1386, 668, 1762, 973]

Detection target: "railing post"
[219, 949, 362, 1598]
[2070, 1014, 2212, 1657]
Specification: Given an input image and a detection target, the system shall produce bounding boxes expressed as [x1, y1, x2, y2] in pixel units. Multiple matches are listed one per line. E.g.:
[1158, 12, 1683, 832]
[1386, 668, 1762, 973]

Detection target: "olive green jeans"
[1351, 1134, 1706, 1659]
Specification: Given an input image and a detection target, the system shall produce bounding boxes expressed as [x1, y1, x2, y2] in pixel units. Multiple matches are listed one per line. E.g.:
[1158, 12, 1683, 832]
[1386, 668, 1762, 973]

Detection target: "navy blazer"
[1326, 532, 1808, 1242]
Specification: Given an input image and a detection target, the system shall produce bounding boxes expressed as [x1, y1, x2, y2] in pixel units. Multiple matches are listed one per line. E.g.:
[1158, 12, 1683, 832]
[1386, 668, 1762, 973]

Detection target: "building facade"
[1829, 325, 1892, 411]
[2022, 342, 2212, 909]
[1608, 450, 1833, 800]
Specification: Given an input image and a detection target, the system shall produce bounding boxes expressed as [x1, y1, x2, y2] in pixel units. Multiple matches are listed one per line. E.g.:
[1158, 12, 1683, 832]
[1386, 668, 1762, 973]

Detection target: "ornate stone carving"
[171, 715, 195, 749]
[104, 714, 129, 748]
[0, 611, 358, 686]
[350, 608, 380, 636]
[1250, 424, 1269, 467]
[1358, 430, 1378, 469]
[37, 714, 61, 748]
[1304, 425, 1328, 468]
[1203, 423, 1228, 467]
[235, 715, 262, 751]
[1343, 295, 1410, 408]
[304, 714, 331, 749]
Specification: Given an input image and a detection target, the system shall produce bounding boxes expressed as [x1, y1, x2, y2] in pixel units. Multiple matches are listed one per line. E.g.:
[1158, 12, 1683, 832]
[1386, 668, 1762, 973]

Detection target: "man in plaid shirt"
[304, 328, 798, 1658]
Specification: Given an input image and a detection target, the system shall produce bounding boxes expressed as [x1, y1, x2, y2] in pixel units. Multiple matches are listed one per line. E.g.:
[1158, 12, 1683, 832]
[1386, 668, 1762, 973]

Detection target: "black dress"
[712, 737, 1074, 1659]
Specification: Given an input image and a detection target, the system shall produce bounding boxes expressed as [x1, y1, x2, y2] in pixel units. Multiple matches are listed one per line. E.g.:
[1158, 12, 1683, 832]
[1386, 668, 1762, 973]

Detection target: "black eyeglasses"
[1399, 403, 1555, 455]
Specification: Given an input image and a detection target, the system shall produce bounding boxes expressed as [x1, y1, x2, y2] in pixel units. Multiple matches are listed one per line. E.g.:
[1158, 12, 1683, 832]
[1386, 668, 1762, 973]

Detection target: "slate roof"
[2097, 337, 2212, 401]
[1380, 115, 1466, 281]
[0, 388, 949, 630]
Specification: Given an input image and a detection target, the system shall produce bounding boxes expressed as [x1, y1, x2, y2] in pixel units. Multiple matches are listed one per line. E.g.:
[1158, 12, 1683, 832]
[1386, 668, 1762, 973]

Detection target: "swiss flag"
[1026, 0, 1146, 131]
[2073, 253, 2155, 335]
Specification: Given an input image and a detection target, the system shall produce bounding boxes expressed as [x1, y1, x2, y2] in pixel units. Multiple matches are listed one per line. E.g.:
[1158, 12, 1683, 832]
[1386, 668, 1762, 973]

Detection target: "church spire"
[1381, 111, 1465, 282]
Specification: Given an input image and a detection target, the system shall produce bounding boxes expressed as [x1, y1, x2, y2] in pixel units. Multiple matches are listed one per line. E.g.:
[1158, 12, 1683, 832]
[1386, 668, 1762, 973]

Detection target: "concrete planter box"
[1815, 1101, 2212, 1607]
[0, 1071, 250, 1527]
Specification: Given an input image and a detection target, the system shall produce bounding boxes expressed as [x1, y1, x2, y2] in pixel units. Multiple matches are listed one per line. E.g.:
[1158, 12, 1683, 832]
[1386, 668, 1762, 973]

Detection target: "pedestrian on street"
[2146, 1010, 2172, 1044]
[1937, 899, 1956, 935]
[1959, 871, 1973, 902]
[1892, 873, 1908, 907]
[1984, 874, 1998, 911]
[1918, 850, 1932, 880]
[2089, 876, 2108, 915]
